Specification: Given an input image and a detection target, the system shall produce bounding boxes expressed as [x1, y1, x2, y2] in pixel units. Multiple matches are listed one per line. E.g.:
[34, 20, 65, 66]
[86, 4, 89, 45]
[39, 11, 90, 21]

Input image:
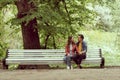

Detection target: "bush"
[0, 41, 8, 59]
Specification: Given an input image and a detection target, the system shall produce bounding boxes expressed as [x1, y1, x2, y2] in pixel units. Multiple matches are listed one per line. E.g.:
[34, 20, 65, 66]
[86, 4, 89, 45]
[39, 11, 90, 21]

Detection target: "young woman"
[64, 36, 76, 69]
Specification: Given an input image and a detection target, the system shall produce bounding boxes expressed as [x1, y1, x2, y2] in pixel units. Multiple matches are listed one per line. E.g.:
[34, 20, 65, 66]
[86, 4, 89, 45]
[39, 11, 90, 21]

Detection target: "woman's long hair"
[67, 36, 75, 46]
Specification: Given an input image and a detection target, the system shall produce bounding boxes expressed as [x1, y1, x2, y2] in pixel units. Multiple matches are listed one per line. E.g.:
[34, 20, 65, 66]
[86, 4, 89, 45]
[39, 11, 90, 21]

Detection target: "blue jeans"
[64, 55, 72, 67]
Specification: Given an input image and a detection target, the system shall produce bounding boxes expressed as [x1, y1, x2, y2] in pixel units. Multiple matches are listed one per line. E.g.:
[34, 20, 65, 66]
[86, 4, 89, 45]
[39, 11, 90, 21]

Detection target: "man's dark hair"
[78, 34, 84, 40]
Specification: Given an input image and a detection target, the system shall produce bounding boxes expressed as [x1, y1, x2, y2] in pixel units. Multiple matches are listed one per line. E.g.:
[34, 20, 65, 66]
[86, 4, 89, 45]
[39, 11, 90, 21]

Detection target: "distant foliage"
[80, 30, 118, 54]
[0, 42, 8, 59]
[0, 0, 118, 53]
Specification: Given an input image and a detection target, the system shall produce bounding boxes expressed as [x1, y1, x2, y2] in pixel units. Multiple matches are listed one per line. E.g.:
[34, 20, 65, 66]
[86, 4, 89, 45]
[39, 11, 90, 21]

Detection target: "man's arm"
[80, 41, 87, 54]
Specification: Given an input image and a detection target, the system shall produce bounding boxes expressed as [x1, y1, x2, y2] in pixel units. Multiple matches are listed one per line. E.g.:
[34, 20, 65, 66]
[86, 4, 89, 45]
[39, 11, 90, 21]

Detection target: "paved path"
[0, 69, 120, 80]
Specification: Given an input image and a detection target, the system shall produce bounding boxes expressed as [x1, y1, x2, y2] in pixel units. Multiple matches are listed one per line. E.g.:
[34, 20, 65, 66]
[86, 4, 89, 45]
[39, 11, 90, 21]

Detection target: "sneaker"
[67, 66, 70, 69]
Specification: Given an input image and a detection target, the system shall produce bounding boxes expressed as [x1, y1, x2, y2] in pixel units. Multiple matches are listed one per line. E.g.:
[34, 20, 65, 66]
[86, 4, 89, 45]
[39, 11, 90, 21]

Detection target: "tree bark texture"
[15, 0, 40, 49]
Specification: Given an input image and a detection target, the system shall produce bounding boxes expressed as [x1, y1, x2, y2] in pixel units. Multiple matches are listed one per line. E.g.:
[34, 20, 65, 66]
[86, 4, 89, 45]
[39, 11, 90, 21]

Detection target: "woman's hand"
[79, 52, 83, 55]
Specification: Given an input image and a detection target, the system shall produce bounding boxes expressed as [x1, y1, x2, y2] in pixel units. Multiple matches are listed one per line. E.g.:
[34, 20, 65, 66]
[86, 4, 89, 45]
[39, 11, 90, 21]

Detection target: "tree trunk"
[15, 0, 40, 49]
[44, 34, 50, 49]
[53, 36, 56, 49]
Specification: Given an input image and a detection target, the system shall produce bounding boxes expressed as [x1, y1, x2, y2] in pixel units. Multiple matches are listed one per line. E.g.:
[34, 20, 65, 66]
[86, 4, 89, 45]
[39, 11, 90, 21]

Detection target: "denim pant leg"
[64, 56, 71, 67]
[63, 56, 67, 64]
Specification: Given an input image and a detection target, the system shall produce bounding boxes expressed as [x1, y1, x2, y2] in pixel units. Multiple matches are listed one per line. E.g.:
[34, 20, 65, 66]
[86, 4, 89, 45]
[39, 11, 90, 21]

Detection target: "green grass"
[103, 53, 120, 66]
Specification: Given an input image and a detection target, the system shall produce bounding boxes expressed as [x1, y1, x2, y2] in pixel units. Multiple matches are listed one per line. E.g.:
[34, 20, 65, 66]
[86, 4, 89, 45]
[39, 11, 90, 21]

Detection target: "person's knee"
[63, 57, 67, 62]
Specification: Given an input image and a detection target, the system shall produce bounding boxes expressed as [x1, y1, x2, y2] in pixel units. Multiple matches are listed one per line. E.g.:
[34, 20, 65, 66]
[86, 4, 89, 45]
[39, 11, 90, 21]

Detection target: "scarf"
[78, 42, 82, 52]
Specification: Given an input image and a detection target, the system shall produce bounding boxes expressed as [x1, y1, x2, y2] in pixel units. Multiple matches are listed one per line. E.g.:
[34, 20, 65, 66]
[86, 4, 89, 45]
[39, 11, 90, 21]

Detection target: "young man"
[73, 34, 87, 69]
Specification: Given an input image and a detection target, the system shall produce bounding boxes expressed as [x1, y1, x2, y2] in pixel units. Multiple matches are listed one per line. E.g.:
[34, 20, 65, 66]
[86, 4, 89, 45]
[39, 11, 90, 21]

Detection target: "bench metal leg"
[100, 57, 105, 68]
[2, 59, 8, 69]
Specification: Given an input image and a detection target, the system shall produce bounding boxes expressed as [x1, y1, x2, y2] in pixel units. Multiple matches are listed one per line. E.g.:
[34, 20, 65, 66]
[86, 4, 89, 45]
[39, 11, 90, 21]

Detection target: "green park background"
[0, 0, 120, 68]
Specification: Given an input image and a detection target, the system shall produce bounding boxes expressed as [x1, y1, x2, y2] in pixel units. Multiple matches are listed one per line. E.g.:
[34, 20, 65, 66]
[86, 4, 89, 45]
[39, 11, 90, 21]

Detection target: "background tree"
[1, 0, 102, 49]
[1, 0, 112, 50]
[0, 0, 120, 67]
[108, 0, 120, 50]
[15, 0, 40, 49]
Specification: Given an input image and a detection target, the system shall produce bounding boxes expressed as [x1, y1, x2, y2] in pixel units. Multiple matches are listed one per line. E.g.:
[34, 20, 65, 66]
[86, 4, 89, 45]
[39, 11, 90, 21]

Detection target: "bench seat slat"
[7, 57, 101, 59]
[8, 55, 101, 57]
[8, 55, 101, 58]
[6, 57, 101, 60]
[8, 54, 100, 57]
[8, 49, 65, 53]
[8, 55, 65, 57]
[8, 53, 65, 55]
[8, 51, 100, 53]
[6, 58, 101, 65]
[6, 61, 64, 65]
[8, 52, 100, 55]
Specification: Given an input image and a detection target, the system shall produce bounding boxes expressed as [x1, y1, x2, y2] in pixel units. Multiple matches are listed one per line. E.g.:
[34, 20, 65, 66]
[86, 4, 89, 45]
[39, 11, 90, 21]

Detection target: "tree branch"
[62, 0, 71, 23]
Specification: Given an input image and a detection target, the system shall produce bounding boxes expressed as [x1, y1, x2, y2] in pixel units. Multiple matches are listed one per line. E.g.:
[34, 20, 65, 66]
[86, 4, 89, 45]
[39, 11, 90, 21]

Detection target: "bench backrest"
[7, 49, 102, 59]
[87, 49, 102, 58]
[7, 49, 64, 59]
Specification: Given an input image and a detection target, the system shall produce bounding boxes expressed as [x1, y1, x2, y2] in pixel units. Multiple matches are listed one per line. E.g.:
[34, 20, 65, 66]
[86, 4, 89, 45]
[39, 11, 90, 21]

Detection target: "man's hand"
[79, 52, 83, 55]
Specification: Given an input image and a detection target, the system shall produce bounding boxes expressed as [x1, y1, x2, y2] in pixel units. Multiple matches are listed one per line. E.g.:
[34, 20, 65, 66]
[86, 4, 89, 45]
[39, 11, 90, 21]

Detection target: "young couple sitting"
[64, 34, 87, 69]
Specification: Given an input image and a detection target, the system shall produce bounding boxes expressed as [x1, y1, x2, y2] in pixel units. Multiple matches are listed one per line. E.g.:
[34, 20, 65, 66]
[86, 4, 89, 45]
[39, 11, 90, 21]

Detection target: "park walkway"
[0, 68, 120, 80]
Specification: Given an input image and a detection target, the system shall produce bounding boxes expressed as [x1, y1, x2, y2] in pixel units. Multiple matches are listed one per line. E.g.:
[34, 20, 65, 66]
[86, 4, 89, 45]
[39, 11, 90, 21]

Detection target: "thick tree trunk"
[15, 0, 40, 49]
[21, 18, 40, 49]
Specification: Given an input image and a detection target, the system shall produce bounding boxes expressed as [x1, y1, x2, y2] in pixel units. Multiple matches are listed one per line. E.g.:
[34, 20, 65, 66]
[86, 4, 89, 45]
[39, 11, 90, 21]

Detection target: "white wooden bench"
[2, 49, 105, 69]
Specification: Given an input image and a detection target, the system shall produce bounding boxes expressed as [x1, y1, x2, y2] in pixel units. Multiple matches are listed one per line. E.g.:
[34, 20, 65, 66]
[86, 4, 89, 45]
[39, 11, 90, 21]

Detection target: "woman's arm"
[65, 45, 69, 56]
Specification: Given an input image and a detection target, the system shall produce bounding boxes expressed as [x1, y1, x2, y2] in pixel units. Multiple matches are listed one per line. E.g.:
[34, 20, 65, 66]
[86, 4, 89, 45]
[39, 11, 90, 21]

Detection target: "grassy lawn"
[103, 53, 120, 66]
